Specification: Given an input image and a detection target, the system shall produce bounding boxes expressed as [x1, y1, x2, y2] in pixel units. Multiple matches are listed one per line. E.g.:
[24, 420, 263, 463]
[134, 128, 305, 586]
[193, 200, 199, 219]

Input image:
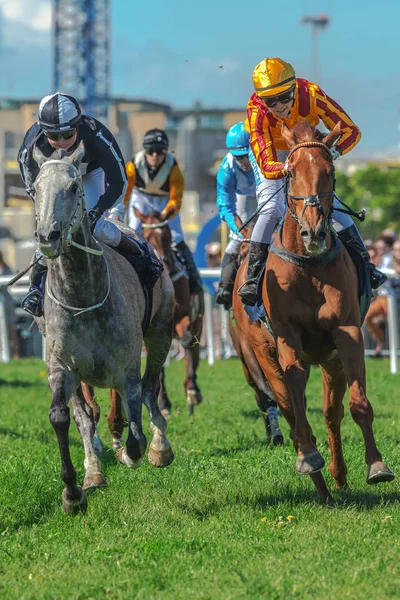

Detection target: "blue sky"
[0, 0, 399, 152]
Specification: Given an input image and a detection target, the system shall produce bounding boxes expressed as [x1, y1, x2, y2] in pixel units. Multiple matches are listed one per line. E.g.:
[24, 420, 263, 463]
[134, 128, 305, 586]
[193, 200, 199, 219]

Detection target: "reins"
[37, 159, 111, 316]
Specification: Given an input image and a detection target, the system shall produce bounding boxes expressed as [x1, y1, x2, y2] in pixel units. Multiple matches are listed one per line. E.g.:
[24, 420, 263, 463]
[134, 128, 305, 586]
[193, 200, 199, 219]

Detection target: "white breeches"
[128, 189, 184, 245]
[83, 167, 121, 247]
[249, 150, 354, 244]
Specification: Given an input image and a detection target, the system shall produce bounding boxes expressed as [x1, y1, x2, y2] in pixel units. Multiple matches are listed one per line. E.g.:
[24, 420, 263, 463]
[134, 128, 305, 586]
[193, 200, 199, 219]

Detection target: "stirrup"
[238, 279, 258, 306]
[370, 268, 387, 290]
[22, 288, 44, 317]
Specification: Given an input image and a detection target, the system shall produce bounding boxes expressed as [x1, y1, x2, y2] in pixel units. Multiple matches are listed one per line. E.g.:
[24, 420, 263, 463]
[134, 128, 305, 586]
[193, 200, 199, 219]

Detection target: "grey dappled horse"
[33, 142, 175, 514]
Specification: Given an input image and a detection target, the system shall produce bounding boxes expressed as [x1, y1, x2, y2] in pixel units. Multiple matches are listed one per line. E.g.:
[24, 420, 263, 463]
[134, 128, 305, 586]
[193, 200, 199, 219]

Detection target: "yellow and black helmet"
[252, 58, 296, 98]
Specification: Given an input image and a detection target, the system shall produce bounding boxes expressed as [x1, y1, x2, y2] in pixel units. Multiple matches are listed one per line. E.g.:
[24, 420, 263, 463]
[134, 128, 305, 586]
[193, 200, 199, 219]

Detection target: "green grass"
[0, 358, 399, 599]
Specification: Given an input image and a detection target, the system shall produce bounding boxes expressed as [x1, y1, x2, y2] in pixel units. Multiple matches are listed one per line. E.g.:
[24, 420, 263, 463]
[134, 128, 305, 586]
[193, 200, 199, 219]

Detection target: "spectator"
[375, 236, 392, 269]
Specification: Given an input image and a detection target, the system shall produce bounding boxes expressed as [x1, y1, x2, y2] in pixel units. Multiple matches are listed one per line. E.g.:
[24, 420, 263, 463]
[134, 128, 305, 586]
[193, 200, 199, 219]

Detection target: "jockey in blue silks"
[215, 121, 257, 306]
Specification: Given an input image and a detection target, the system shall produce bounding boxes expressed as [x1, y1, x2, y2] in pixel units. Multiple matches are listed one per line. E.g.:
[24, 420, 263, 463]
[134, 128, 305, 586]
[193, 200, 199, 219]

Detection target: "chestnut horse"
[234, 121, 394, 501]
[228, 216, 284, 446]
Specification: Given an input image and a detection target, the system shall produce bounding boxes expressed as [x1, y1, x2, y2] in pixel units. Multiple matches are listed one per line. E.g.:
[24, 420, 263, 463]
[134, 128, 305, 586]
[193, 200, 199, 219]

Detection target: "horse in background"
[32, 142, 175, 513]
[228, 215, 284, 446]
[236, 121, 394, 501]
[135, 209, 204, 417]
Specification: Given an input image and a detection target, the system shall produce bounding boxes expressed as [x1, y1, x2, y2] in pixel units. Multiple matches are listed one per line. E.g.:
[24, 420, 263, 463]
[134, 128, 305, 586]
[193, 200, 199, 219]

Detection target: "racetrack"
[0, 358, 399, 599]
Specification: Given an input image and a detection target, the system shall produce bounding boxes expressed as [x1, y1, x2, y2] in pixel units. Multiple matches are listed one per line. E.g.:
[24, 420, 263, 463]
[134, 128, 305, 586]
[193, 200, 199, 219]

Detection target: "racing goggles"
[262, 87, 295, 108]
[44, 129, 77, 141]
[144, 145, 166, 156]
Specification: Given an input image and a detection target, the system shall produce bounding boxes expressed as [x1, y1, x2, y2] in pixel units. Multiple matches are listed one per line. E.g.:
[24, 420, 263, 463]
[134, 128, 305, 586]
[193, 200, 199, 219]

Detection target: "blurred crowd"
[364, 228, 400, 357]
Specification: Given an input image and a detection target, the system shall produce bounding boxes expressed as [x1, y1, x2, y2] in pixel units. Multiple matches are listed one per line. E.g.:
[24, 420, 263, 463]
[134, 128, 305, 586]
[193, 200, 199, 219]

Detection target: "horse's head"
[134, 208, 173, 263]
[33, 142, 86, 259]
[282, 121, 341, 256]
[234, 215, 252, 261]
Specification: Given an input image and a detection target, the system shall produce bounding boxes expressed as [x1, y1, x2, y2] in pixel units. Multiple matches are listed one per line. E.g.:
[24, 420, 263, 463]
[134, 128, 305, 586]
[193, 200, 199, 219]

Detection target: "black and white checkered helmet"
[38, 92, 82, 133]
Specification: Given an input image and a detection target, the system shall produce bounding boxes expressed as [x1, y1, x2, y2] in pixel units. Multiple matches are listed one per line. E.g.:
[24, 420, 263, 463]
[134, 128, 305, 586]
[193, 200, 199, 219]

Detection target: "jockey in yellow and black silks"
[124, 129, 202, 294]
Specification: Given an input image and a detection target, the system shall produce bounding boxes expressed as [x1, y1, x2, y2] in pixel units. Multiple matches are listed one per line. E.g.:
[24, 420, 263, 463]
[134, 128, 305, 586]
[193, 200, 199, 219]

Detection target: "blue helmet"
[226, 121, 250, 156]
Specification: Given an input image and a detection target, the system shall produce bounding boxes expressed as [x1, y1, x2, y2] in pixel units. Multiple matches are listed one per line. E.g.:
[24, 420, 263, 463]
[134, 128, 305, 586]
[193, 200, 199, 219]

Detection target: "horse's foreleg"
[176, 315, 202, 415]
[333, 325, 394, 484]
[276, 333, 325, 475]
[48, 367, 87, 514]
[158, 367, 172, 418]
[116, 364, 147, 469]
[70, 387, 106, 490]
[107, 389, 125, 450]
[237, 336, 283, 445]
[320, 357, 348, 488]
[143, 307, 174, 468]
[80, 383, 102, 455]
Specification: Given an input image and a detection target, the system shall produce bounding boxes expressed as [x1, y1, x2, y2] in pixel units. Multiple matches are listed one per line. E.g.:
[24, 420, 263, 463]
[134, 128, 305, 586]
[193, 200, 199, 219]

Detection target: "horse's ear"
[66, 140, 85, 167]
[33, 145, 48, 167]
[322, 121, 342, 148]
[281, 122, 296, 148]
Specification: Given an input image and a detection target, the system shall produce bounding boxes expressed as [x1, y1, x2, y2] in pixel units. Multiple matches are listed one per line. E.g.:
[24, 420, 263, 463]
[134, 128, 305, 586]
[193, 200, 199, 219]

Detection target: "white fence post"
[386, 288, 399, 374]
[203, 292, 215, 366]
[0, 293, 11, 362]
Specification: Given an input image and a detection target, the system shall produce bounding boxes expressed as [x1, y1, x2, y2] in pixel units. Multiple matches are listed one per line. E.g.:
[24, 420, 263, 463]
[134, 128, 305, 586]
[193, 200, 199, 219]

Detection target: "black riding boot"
[338, 224, 387, 290]
[114, 233, 163, 290]
[216, 252, 237, 307]
[175, 240, 203, 294]
[21, 261, 47, 317]
[238, 241, 270, 306]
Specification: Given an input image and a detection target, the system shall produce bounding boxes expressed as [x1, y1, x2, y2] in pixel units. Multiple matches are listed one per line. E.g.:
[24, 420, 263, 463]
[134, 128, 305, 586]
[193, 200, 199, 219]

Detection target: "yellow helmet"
[252, 58, 296, 97]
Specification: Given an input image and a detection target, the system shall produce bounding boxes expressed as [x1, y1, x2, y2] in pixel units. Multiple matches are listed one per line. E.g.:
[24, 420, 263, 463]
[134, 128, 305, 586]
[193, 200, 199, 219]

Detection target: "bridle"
[38, 159, 110, 315]
[285, 141, 335, 231]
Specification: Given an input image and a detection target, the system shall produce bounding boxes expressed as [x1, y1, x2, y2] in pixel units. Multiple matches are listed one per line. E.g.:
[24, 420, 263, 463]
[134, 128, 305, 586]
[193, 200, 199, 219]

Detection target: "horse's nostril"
[48, 230, 61, 242]
[300, 230, 309, 239]
[318, 230, 327, 240]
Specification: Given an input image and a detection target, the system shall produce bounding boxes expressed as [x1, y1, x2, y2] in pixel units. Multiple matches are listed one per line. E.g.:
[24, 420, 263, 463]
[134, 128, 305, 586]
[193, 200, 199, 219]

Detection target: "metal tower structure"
[53, 0, 111, 121]
[301, 14, 330, 83]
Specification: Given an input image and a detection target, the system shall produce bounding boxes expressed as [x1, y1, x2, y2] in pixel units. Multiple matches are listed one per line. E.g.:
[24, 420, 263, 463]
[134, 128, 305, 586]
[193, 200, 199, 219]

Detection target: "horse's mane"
[291, 121, 324, 144]
[51, 148, 69, 160]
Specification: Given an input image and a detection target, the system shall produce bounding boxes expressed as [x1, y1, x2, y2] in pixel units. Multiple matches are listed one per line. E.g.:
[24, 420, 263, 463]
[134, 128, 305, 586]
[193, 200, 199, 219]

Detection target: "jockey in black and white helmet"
[17, 92, 147, 317]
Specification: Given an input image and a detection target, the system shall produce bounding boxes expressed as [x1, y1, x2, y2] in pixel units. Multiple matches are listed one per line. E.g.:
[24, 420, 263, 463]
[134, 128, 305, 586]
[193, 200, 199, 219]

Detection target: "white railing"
[1, 271, 400, 373]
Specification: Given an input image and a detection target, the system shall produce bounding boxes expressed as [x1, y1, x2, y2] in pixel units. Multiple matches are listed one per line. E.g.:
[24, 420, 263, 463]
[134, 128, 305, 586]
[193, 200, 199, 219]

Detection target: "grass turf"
[0, 358, 399, 599]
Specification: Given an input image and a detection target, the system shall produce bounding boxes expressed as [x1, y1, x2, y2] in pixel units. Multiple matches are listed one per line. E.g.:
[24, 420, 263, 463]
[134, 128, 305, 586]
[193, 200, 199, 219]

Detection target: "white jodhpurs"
[84, 167, 121, 247]
[128, 189, 184, 245]
[249, 149, 354, 244]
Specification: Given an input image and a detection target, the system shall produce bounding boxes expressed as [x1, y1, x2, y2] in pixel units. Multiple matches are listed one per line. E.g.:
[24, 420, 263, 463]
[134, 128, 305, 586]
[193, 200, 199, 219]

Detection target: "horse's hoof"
[273, 434, 284, 447]
[112, 437, 123, 451]
[148, 446, 174, 468]
[296, 452, 325, 475]
[62, 486, 87, 515]
[115, 447, 142, 469]
[187, 389, 203, 406]
[83, 473, 107, 490]
[366, 462, 395, 485]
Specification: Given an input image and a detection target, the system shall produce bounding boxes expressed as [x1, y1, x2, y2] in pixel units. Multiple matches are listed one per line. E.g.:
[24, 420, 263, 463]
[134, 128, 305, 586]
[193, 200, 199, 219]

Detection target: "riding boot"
[238, 242, 270, 306]
[21, 260, 48, 317]
[114, 232, 163, 290]
[216, 252, 237, 306]
[338, 224, 387, 290]
[175, 240, 203, 294]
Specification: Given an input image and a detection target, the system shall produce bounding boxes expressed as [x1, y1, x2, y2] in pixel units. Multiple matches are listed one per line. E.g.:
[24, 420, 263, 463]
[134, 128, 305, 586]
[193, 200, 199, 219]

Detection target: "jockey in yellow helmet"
[239, 57, 387, 306]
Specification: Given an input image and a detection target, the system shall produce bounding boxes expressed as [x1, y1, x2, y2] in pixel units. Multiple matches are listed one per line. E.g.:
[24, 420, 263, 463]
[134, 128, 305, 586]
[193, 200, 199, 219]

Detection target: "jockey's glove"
[330, 146, 341, 161]
[87, 205, 103, 232]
